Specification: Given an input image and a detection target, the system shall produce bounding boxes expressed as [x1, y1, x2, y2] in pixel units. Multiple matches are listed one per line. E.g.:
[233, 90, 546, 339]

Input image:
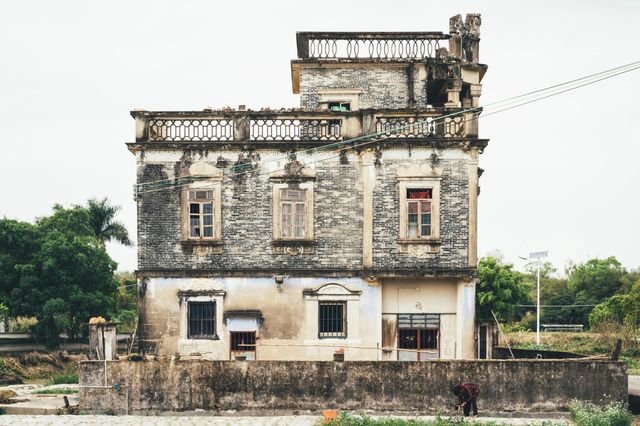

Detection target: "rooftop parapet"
[129, 108, 483, 146]
[295, 13, 481, 63]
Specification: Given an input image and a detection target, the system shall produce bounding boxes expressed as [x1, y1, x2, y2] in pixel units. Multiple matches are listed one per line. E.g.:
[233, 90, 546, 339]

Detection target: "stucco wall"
[140, 276, 382, 360]
[79, 360, 628, 415]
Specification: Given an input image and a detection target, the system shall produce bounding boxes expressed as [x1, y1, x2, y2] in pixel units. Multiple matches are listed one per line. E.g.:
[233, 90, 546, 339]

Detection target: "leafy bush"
[49, 372, 78, 384]
[569, 400, 631, 426]
[114, 309, 137, 334]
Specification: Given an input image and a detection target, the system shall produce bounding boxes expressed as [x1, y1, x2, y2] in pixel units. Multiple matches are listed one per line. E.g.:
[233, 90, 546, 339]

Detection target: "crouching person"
[452, 382, 480, 417]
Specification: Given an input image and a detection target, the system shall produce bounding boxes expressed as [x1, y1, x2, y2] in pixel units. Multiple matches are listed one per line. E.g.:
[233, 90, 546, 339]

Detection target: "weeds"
[569, 400, 631, 426]
[325, 413, 564, 425]
[32, 388, 78, 395]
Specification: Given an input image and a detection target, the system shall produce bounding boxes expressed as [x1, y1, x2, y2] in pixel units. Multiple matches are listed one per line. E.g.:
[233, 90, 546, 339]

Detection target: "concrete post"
[456, 280, 476, 359]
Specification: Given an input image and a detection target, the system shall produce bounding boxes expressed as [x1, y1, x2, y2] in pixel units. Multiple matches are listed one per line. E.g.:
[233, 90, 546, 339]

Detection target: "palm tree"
[85, 198, 133, 246]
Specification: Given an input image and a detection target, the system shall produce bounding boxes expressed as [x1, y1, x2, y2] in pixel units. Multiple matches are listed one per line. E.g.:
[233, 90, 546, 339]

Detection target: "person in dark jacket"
[452, 382, 480, 416]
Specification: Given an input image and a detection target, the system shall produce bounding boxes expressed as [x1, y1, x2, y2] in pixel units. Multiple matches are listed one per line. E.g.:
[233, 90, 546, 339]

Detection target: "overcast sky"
[1, 0, 638, 275]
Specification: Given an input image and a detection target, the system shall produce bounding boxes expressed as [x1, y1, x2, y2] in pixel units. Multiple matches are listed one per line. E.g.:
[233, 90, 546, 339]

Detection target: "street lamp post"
[529, 251, 548, 346]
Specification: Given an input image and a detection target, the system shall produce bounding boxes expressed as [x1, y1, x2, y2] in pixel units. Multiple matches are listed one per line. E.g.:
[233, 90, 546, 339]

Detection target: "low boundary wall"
[79, 360, 627, 415]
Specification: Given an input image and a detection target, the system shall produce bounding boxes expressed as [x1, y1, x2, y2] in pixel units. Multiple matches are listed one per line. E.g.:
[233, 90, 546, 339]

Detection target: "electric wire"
[133, 60, 640, 191]
[134, 60, 640, 195]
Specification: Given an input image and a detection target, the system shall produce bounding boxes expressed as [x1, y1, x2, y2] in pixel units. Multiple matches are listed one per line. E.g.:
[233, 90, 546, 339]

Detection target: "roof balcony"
[129, 108, 485, 150]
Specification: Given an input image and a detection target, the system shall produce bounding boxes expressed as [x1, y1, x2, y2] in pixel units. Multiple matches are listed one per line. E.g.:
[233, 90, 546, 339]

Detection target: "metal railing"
[296, 32, 449, 60]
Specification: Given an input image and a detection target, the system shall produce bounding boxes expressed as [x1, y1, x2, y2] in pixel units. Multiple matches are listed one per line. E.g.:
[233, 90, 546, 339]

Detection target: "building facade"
[130, 13, 488, 361]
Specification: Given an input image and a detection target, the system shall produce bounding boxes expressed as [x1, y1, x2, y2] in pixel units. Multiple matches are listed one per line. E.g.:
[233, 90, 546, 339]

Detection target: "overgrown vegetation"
[569, 400, 631, 426]
[0, 198, 133, 349]
[0, 352, 80, 385]
[325, 413, 564, 425]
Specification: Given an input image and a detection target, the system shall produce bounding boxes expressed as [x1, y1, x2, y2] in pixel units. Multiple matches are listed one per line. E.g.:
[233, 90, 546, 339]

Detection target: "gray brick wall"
[300, 67, 427, 109]
[136, 149, 470, 272]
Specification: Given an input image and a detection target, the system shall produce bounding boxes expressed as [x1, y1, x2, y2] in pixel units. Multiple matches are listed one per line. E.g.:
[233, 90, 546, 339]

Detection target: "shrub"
[569, 400, 631, 426]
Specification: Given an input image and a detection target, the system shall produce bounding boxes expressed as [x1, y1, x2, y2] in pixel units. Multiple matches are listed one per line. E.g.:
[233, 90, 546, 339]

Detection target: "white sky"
[1, 0, 638, 274]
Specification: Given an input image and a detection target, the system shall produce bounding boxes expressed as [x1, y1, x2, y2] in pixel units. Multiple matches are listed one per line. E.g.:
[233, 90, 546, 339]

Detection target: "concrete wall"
[79, 360, 628, 415]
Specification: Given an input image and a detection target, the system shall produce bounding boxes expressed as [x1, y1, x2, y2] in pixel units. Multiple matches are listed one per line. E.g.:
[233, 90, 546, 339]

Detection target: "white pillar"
[456, 279, 476, 359]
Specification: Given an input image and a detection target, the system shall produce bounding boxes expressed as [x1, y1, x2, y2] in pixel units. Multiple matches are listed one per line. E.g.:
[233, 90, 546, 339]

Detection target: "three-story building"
[130, 13, 488, 361]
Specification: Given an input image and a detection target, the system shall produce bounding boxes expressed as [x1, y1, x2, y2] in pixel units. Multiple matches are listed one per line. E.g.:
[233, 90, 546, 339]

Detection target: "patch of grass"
[569, 400, 631, 426]
[32, 388, 78, 395]
[325, 413, 563, 425]
[49, 372, 78, 385]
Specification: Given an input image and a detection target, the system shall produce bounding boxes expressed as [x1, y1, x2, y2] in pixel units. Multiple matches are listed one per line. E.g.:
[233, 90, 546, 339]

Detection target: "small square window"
[319, 301, 346, 338]
[188, 301, 217, 339]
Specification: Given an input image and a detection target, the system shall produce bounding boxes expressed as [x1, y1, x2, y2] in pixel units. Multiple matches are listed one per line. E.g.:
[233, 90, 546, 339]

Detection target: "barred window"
[230, 332, 256, 352]
[406, 188, 432, 238]
[319, 301, 346, 338]
[188, 190, 215, 239]
[280, 189, 306, 239]
[188, 301, 217, 339]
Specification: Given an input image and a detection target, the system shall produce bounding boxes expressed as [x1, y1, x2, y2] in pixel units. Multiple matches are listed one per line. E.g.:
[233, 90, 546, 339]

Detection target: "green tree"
[0, 219, 40, 304]
[0, 201, 123, 347]
[477, 256, 531, 321]
[84, 198, 132, 246]
[589, 279, 640, 328]
[567, 257, 626, 325]
[36, 298, 71, 350]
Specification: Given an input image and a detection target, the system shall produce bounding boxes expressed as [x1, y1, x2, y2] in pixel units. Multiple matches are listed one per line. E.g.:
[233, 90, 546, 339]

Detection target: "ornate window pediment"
[303, 283, 361, 301]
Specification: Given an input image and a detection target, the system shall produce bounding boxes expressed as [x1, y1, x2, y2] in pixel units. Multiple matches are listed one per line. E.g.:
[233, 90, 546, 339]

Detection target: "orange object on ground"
[322, 409, 338, 423]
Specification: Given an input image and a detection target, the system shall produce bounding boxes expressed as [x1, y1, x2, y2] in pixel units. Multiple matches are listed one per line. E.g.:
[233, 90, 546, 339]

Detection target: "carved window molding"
[272, 180, 315, 255]
[318, 88, 363, 111]
[397, 164, 442, 255]
[180, 162, 223, 254]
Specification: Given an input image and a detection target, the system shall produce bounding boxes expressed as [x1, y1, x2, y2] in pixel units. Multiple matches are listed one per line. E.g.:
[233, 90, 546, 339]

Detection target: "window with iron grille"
[318, 301, 346, 338]
[406, 188, 432, 238]
[397, 314, 440, 359]
[188, 190, 215, 239]
[230, 331, 256, 352]
[280, 189, 306, 239]
[187, 301, 217, 339]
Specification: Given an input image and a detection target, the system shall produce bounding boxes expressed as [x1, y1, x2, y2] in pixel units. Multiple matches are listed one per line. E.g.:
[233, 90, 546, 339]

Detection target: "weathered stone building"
[130, 13, 488, 361]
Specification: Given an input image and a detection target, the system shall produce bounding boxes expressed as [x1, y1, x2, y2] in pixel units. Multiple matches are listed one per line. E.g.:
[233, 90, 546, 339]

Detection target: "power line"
[515, 304, 597, 308]
[133, 60, 640, 195]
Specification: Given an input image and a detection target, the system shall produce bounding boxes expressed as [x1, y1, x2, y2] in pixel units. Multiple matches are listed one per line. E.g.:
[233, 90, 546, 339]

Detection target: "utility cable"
[134, 60, 640, 195]
[133, 60, 640, 191]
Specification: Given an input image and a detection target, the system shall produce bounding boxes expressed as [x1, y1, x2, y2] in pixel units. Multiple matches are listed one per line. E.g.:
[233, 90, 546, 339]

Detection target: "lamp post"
[528, 251, 548, 346]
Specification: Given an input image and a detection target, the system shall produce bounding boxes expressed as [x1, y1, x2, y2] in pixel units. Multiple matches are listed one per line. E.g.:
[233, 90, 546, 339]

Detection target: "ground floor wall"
[79, 359, 628, 414]
[138, 276, 475, 360]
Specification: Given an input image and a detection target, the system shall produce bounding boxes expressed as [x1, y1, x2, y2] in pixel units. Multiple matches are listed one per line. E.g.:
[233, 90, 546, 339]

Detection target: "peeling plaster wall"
[79, 360, 628, 415]
[140, 276, 383, 360]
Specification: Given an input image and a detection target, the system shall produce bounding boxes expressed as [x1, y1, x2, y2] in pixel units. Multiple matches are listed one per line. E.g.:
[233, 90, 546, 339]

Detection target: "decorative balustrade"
[375, 115, 465, 138]
[133, 109, 472, 143]
[296, 32, 449, 60]
[251, 118, 341, 141]
[148, 118, 234, 142]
